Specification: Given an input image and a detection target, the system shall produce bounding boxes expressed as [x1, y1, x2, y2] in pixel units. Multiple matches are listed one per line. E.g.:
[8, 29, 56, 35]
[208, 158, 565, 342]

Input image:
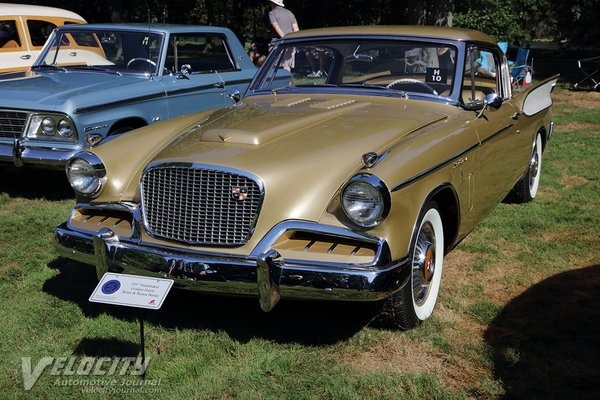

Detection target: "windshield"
[34, 29, 163, 75]
[251, 39, 458, 98]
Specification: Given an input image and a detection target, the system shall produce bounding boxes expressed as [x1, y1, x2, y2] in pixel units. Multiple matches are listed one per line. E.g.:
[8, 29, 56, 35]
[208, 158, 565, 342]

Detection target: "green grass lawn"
[0, 88, 598, 399]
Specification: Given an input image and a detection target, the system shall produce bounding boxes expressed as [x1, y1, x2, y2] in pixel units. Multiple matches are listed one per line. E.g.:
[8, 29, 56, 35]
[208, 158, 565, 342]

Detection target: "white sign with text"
[89, 273, 174, 310]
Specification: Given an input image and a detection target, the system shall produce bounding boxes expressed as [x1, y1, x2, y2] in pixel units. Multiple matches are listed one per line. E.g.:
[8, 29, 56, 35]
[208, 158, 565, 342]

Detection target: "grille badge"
[231, 186, 248, 201]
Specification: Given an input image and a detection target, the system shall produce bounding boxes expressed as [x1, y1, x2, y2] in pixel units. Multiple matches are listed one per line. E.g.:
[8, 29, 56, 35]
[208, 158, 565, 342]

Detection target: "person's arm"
[271, 21, 285, 38]
[292, 23, 299, 32]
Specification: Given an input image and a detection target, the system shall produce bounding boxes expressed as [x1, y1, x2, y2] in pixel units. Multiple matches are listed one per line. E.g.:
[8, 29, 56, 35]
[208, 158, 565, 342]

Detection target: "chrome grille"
[0, 110, 27, 139]
[141, 164, 263, 246]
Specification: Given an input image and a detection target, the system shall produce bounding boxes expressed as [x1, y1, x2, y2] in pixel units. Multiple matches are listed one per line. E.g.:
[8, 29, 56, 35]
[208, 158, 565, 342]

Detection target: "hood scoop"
[200, 99, 370, 146]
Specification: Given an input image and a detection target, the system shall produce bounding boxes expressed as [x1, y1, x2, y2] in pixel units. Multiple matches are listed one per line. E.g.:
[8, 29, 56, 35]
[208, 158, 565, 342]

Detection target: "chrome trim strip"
[479, 124, 513, 146]
[391, 124, 514, 192]
[74, 92, 166, 114]
[74, 79, 252, 114]
[391, 142, 479, 192]
[251, 220, 384, 262]
[140, 162, 265, 247]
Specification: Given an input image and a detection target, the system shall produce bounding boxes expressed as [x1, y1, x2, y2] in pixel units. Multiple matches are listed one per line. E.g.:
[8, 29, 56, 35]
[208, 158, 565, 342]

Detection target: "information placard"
[89, 273, 174, 310]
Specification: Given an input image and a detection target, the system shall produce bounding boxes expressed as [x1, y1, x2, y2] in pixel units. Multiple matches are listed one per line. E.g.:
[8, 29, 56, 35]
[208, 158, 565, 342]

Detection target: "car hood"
[0, 71, 151, 111]
[94, 93, 449, 230]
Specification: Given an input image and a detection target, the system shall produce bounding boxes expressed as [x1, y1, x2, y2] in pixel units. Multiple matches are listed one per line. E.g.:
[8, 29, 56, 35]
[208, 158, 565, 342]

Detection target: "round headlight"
[41, 117, 56, 136]
[67, 156, 105, 196]
[57, 119, 73, 137]
[342, 180, 386, 227]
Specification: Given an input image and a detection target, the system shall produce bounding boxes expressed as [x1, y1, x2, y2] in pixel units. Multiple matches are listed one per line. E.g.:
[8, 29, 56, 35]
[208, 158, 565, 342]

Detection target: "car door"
[160, 32, 236, 117]
[0, 17, 31, 73]
[465, 46, 530, 216]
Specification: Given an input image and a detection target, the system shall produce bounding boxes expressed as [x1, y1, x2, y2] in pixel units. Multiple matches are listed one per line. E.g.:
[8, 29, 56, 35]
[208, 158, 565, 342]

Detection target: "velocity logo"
[21, 356, 150, 390]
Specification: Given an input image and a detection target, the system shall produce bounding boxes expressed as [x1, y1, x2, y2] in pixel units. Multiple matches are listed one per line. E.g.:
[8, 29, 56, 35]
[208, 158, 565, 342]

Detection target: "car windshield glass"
[252, 39, 458, 98]
[34, 29, 163, 75]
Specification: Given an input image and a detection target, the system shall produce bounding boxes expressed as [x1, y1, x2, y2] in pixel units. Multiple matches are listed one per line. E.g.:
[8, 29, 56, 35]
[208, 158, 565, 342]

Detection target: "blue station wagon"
[0, 23, 256, 168]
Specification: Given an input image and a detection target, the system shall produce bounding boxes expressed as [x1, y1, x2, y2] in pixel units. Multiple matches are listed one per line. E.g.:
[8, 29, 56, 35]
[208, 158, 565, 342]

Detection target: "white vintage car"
[0, 3, 85, 74]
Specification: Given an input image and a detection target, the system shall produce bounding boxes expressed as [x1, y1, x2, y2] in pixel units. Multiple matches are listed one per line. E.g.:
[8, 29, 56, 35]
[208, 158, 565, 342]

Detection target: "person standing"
[267, 0, 299, 71]
[268, 0, 299, 39]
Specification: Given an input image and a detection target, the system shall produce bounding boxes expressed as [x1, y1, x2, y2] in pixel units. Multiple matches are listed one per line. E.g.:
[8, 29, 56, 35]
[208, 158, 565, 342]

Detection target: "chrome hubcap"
[412, 221, 436, 306]
[529, 145, 539, 190]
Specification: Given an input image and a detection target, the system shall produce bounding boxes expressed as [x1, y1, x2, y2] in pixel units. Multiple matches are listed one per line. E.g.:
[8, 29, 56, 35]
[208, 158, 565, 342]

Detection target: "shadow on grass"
[0, 166, 74, 200]
[74, 338, 140, 357]
[485, 264, 600, 400]
[44, 258, 376, 346]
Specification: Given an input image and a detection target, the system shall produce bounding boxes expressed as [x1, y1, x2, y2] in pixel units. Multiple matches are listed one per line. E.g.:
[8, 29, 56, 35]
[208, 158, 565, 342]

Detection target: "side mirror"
[180, 64, 192, 75]
[228, 89, 241, 105]
[484, 92, 503, 109]
[176, 64, 192, 80]
[476, 93, 503, 118]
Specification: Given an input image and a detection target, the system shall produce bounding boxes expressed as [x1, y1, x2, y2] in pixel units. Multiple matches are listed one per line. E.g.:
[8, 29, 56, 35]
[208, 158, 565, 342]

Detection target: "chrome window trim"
[248, 35, 467, 103]
[35, 28, 167, 77]
[140, 162, 265, 247]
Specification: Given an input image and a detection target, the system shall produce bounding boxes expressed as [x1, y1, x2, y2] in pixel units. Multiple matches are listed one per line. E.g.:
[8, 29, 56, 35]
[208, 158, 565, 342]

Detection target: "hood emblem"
[218, 134, 231, 142]
[362, 152, 379, 168]
[231, 187, 249, 201]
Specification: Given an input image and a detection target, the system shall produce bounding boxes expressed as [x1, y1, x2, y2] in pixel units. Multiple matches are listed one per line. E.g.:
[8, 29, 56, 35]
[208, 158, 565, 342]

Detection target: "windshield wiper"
[69, 66, 122, 76]
[342, 83, 408, 98]
[31, 64, 68, 72]
[295, 83, 339, 88]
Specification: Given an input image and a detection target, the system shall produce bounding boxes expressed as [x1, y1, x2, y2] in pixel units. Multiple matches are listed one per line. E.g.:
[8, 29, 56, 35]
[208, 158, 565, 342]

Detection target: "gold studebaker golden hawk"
[55, 26, 557, 329]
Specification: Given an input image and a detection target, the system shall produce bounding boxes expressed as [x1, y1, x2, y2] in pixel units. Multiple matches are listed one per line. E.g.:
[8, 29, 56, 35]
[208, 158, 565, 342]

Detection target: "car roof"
[0, 3, 85, 21]
[56, 23, 234, 35]
[284, 25, 495, 44]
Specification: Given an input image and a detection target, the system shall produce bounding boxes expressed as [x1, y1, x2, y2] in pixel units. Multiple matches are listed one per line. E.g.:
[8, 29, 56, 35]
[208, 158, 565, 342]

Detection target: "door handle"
[20, 55, 31, 60]
[213, 81, 225, 89]
[511, 111, 523, 120]
[69, 52, 77, 56]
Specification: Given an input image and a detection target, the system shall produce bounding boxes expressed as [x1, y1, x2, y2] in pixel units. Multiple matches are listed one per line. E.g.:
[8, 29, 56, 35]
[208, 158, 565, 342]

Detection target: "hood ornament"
[362, 152, 379, 168]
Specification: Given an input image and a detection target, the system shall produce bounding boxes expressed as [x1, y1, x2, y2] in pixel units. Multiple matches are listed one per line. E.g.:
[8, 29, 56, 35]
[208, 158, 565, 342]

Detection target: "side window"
[0, 20, 21, 49]
[27, 19, 57, 47]
[462, 47, 501, 105]
[165, 33, 235, 74]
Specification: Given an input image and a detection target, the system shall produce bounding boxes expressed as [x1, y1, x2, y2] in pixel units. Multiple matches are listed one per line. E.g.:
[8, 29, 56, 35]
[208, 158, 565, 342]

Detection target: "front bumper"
[54, 222, 410, 311]
[0, 139, 80, 168]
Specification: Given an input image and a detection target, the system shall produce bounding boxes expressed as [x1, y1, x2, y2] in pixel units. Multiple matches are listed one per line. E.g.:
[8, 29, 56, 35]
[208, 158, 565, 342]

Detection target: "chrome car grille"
[141, 164, 263, 246]
[0, 110, 27, 139]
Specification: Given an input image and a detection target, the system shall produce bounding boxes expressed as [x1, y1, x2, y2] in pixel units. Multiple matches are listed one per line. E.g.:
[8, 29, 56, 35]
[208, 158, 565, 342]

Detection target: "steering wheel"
[386, 78, 438, 95]
[126, 58, 157, 71]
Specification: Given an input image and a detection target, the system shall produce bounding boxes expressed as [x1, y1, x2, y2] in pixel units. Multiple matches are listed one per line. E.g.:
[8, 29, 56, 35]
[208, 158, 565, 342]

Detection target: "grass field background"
[0, 88, 598, 399]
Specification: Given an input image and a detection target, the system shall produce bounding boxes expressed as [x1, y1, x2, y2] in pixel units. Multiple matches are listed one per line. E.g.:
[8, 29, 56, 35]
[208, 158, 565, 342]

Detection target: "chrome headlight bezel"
[26, 113, 77, 142]
[340, 174, 391, 229]
[66, 152, 107, 197]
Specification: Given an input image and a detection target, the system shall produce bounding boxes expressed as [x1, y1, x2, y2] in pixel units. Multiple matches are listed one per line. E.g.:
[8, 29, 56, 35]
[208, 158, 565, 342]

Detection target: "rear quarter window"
[0, 20, 22, 49]
[27, 19, 57, 47]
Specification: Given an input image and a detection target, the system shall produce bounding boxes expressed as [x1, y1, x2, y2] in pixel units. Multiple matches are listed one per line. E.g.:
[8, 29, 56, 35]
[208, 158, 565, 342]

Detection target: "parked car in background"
[0, 23, 256, 168]
[55, 26, 557, 329]
[0, 3, 85, 74]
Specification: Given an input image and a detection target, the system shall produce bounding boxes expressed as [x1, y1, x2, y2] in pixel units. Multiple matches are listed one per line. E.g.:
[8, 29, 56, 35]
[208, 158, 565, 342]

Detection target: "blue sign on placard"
[101, 279, 121, 295]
